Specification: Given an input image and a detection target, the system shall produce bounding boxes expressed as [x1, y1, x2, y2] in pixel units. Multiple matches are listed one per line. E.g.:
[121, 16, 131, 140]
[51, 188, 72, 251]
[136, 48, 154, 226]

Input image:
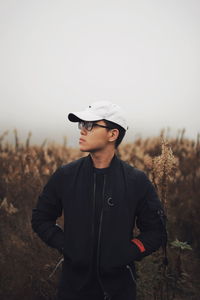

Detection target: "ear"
[108, 129, 119, 142]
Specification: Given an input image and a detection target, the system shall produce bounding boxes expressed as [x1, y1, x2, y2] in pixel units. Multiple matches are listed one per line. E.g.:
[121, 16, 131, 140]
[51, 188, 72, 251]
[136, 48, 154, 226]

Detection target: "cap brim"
[68, 111, 102, 122]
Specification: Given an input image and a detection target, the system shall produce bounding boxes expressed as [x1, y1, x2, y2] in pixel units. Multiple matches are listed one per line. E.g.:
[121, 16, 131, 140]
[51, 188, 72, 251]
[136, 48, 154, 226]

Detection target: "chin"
[80, 149, 88, 152]
[79, 146, 90, 152]
[79, 146, 98, 153]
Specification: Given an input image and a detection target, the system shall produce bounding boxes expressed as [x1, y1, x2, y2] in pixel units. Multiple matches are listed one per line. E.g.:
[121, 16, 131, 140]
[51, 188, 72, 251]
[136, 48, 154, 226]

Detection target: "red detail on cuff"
[131, 238, 146, 253]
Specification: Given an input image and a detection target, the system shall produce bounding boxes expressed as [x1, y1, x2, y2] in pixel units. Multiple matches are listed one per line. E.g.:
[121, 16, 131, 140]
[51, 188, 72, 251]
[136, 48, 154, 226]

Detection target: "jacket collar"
[82, 153, 126, 204]
[86, 153, 120, 173]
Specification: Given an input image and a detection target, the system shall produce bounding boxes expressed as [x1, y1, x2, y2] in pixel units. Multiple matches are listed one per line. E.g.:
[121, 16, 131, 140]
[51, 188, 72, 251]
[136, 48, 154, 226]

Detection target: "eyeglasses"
[78, 121, 111, 131]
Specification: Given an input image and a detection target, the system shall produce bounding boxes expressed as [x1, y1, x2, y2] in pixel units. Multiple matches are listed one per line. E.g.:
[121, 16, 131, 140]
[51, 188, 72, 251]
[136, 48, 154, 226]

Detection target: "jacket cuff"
[131, 238, 146, 253]
[129, 240, 143, 261]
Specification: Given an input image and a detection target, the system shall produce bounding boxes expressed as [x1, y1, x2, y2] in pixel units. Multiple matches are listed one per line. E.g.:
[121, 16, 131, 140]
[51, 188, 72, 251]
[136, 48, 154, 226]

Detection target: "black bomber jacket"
[31, 153, 167, 296]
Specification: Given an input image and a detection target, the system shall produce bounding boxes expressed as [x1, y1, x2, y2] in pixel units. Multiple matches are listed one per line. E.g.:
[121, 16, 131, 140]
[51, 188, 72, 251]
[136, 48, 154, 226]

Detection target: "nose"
[80, 127, 87, 135]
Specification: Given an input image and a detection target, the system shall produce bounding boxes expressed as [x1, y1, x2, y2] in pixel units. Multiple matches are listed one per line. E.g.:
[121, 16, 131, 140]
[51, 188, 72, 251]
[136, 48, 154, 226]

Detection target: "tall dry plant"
[150, 138, 179, 213]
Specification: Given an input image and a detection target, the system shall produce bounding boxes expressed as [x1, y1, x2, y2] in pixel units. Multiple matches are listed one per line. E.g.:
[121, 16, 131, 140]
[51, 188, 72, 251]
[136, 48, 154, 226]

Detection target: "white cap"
[68, 101, 128, 131]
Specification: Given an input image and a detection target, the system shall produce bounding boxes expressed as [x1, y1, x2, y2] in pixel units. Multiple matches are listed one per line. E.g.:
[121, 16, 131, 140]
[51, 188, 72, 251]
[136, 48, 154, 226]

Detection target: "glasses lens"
[78, 122, 83, 130]
[86, 122, 93, 131]
[78, 121, 93, 131]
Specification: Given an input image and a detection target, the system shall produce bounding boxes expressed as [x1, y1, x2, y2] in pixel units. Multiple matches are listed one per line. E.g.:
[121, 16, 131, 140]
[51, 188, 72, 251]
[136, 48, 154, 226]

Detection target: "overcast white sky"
[0, 0, 199, 147]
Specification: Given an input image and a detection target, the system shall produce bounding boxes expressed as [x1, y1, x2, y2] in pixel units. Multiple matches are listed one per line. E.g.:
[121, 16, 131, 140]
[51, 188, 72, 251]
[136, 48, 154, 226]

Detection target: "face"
[78, 120, 117, 152]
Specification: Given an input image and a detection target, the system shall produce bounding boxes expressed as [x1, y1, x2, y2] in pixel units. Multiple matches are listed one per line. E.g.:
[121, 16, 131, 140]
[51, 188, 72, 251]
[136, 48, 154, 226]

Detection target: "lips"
[79, 138, 85, 142]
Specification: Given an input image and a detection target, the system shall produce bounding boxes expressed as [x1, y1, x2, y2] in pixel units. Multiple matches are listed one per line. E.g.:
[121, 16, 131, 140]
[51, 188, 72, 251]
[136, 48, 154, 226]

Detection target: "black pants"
[56, 280, 136, 300]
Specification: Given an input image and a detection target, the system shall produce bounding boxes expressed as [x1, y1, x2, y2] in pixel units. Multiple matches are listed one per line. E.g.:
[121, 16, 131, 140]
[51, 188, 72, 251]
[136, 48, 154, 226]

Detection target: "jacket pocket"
[126, 264, 137, 286]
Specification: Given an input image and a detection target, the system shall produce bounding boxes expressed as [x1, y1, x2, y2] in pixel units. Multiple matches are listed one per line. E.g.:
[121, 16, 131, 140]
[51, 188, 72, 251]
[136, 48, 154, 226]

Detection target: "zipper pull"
[103, 292, 110, 300]
[126, 264, 137, 285]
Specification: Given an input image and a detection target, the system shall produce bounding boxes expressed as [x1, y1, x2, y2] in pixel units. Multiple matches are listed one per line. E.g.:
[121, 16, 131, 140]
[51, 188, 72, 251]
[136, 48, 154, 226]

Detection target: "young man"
[31, 101, 167, 300]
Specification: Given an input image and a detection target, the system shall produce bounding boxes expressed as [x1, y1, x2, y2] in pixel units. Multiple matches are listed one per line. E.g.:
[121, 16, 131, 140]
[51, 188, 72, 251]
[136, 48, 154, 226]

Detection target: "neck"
[90, 148, 116, 169]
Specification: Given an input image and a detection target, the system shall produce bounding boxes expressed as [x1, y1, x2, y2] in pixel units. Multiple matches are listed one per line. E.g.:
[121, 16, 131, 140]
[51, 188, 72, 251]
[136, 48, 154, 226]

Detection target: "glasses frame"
[78, 121, 111, 131]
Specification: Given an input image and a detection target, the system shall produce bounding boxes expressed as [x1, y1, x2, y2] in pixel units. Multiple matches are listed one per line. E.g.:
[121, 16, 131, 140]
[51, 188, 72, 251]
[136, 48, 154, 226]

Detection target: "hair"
[103, 119, 126, 148]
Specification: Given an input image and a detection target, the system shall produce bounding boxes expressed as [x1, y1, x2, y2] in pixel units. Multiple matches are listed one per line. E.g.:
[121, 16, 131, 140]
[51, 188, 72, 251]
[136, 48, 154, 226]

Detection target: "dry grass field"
[0, 129, 200, 300]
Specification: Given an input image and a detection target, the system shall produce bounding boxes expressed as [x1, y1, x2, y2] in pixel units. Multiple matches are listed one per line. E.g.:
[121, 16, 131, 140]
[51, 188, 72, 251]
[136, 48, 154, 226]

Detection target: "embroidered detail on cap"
[131, 238, 145, 253]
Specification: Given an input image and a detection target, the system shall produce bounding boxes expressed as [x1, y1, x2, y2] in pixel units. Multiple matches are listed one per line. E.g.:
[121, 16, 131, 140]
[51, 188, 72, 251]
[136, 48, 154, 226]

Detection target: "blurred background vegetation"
[0, 129, 199, 300]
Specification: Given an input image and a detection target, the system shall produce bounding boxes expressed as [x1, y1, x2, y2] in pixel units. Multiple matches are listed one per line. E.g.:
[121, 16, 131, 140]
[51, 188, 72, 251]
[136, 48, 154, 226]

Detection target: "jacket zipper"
[96, 174, 110, 300]
[91, 173, 96, 247]
[126, 264, 137, 286]
[79, 173, 97, 290]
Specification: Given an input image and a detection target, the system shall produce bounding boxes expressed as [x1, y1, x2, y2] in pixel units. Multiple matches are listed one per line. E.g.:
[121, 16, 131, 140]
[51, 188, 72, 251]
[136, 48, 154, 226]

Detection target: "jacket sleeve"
[131, 172, 167, 261]
[31, 167, 64, 254]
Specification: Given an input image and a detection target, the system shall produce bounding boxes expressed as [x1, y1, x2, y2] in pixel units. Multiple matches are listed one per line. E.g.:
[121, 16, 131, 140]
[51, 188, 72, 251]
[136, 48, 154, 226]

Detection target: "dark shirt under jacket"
[83, 166, 109, 293]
